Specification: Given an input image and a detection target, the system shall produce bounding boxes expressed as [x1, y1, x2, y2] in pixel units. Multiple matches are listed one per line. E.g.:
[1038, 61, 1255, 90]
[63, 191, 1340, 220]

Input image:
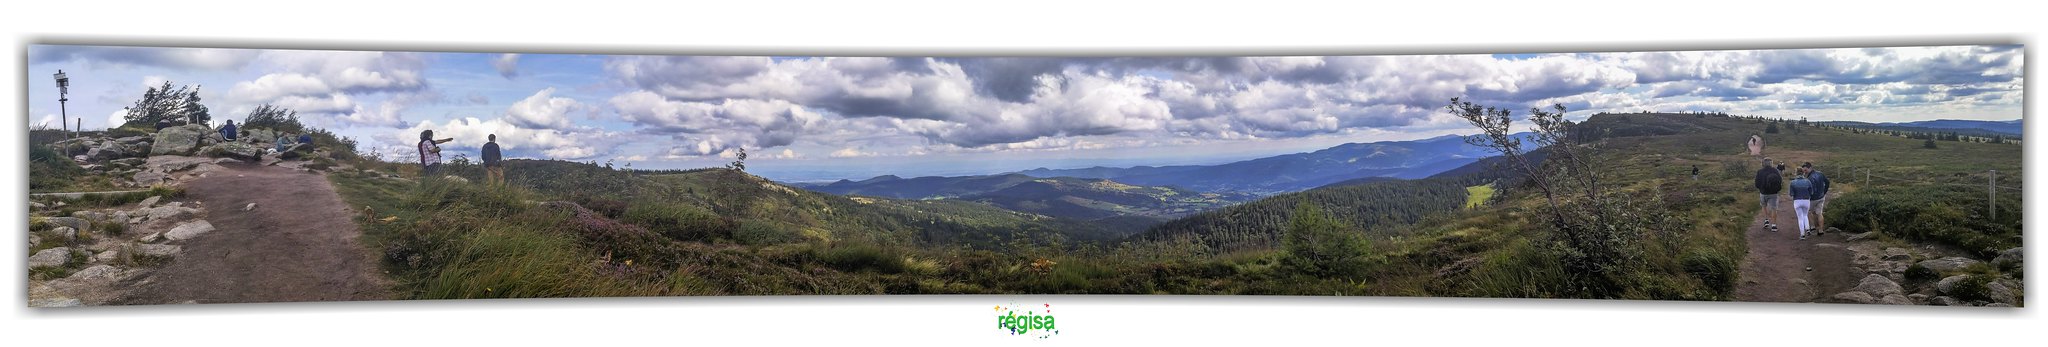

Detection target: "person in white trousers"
[1788, 166, 1815, 240]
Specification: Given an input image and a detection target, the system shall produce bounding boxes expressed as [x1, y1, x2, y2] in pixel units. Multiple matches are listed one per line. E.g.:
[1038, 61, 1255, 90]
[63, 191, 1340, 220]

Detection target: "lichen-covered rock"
[151, 124, 211, 156]
[47, 226, 79, 242]
[29, 247, 74, 268]
[1878, 294, 1913, 305]
[1916, 257, 1982, 273]
[135, 243, 182, 257]
[164, 220, 216, 241]
[201, 142, 265, 161]
[1851, 274, 1904, 297]
[1831, 291, 1877, 304]
[1992, 247, 2022, 268]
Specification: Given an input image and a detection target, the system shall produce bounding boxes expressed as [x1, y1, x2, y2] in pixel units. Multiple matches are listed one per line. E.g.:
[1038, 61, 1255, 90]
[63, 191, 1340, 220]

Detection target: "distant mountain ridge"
[1012, 133, 1535, 194]
[797, 173, 1255, 224]
[1821, 119, 2022, 138]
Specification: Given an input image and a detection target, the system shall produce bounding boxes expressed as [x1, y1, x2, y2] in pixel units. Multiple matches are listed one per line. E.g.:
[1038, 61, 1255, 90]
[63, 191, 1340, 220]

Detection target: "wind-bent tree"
[242, 104, 305, 133]
[1445, 98, 1677, 298]
[123, 81, 211, 127]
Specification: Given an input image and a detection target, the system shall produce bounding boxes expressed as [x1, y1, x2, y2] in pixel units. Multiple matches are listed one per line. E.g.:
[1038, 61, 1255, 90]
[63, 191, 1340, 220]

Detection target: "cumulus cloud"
[31, 45, 260, 70]
[221, 51, 433, 127]
[494, 54, 520, 79]
[505, 88, 581, 130]
[398, 117, 611, 160]
[829, 147, 879, 158]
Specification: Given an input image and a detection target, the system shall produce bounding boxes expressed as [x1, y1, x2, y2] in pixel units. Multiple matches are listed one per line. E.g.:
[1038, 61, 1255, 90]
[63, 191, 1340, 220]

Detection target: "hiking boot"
[1799, 234, 1807, 240]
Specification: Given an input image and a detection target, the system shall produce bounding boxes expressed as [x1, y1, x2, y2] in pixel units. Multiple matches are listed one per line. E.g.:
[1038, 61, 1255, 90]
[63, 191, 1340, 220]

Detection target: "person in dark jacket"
[1803, 162, 1831, 234]
[482, 134, 504, 187]
[1789, 167, 1815, 240]
[1754, 158, 1783, 232]
[220, 120, 238, 142]
[298, 133, 313, 145]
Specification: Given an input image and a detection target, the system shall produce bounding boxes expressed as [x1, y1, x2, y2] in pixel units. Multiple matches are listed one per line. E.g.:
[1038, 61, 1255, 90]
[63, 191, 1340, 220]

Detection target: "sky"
[24, 45, 2025, 182]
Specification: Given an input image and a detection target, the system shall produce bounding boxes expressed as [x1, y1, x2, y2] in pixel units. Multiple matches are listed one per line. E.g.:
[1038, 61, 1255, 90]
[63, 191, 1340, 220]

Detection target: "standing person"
[220, 120, 238, 142]
[1691, 165, 1700, 180]
[418, 130, 453, 176]
[1803, 162, 1831, 234]
[1754, 158, 1784, 232]
[1788, 166, 1815, 240]
[1748, 134, 1764, 157]
[482, 134, 504, 186]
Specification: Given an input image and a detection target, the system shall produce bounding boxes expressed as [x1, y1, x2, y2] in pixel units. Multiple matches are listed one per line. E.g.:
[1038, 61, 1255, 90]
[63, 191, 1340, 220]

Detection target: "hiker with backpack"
[1754, 157, 1784, 232]
[1803, 162, 1831, 234]
[418, 130, 454, 176]
[1789, 166, 1816, 240]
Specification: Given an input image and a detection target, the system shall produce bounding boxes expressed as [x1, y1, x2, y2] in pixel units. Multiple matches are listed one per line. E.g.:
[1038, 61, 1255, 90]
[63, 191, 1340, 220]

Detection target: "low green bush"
[1830, 184, 2020, 258]
[622, 202, 735, 242]
[1682, 248, 1737, 295]
[815, 242, 904, 273]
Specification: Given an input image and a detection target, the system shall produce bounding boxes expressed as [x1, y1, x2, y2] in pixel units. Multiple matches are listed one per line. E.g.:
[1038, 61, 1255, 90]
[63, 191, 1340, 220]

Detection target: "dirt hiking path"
[1732, 193, 1856, 302]
[116, 163, 391, 304]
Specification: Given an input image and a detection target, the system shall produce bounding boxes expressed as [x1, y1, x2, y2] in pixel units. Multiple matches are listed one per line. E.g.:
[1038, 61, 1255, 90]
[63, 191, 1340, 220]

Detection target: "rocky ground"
[28, 124, 354, 307]
[1827, 232, 2023, 307]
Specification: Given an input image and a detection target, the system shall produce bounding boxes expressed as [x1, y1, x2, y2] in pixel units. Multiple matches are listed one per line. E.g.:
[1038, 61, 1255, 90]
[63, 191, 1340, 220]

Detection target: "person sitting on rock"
[298, 133, 313, 145]
[220, 120, 238, 142]
[276, 133, 295, 153]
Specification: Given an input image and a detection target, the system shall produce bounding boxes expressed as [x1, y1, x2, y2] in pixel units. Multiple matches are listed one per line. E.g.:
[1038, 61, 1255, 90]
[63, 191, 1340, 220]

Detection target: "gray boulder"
[201, 142, 265, 161]
[87, 141, 135, 161]
[139, 196, 161, 208]
[94, 250, 120, 263]
[67, 265, 123, 281]
[1917, 257, 1983, 273]
[1879, 294, 1914, 305]
[46, 226, 78, 242]
[45, 216, 90, 232]
[29, 247, 73, 268]
[1930, 296, 1962, 306]
[164, 220, 216, 241]
[1831, 291, 1877, 304]
[1852, 274, 1904, 297]
[132, 170, 169, 186]
[71, 210, 107, 221]
[1937, 275, 1969, 294]
[1881, 248, 1913, 261]
[134, 243, 182, 257]
[30, 298, 83, 307]
[151, 124, 211, 156]
[143, 206, 199, 222]
[1985, 282, 2018, 305]
[244, 128, 277, 145]
[1992, 247, 2022, 268]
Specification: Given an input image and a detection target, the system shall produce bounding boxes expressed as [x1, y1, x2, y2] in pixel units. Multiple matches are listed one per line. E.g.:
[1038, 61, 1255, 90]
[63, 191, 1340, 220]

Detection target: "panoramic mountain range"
[1820, 119, 2023, 138]
[1016, 133, 1534, 193]
[794, 133, 1533, 222]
